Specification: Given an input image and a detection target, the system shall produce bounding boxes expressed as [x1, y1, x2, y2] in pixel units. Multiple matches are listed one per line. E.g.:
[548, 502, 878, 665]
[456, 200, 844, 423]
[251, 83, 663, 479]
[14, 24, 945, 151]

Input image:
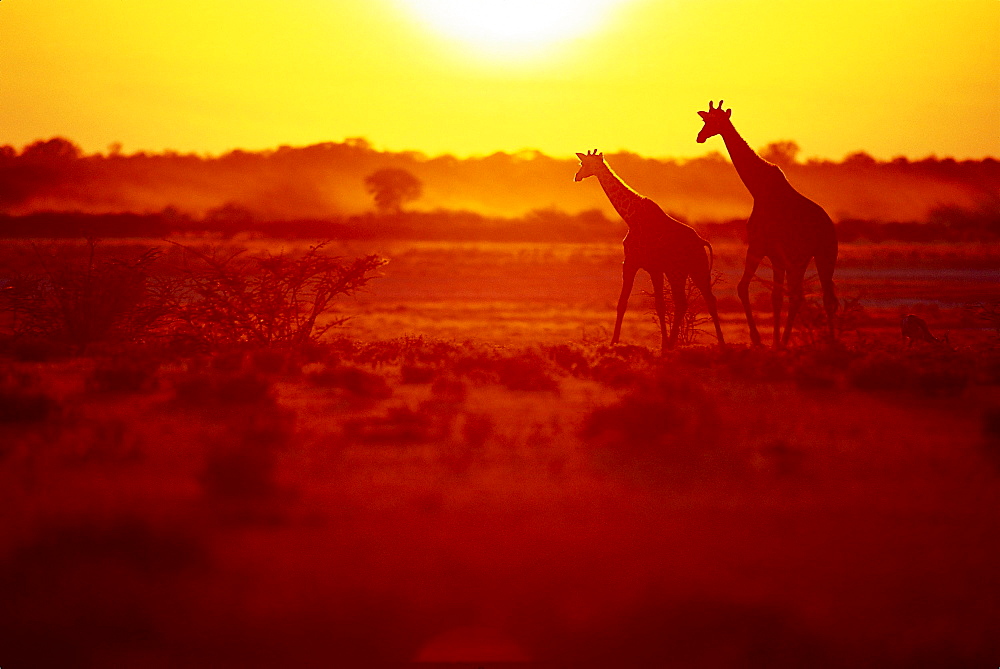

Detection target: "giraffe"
[574, 150, 725, 351]
[696, 101, 838, 347]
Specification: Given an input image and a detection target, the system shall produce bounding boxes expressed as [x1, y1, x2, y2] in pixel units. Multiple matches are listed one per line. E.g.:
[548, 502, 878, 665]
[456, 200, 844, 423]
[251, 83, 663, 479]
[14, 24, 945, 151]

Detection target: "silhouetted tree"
[843, 151, 878, 169]
[364, 168, 421, 213]
[20, 137, 82, 163]
[204, 202, 255, 236]
[761, 141, 800, 167]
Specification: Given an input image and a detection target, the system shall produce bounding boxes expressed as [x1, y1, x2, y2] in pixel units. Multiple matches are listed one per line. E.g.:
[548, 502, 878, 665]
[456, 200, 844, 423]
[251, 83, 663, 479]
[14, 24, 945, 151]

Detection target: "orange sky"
[3, 0, 998, 160]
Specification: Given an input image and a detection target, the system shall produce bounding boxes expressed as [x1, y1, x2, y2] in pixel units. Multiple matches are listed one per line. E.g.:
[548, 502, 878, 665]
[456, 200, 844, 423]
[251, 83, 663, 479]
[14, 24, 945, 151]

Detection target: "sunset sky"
[4, 0, 998, 160]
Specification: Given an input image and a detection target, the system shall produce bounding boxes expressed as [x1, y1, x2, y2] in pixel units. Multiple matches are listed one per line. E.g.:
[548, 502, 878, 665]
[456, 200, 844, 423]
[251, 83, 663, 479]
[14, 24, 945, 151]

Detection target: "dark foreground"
[2, 337, 998, 668]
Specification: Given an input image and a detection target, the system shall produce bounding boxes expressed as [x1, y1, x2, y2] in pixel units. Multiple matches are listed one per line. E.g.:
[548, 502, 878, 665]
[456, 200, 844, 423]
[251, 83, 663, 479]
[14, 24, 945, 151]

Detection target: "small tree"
[364, 168, 421, 213]
[761, 141, 800, 167]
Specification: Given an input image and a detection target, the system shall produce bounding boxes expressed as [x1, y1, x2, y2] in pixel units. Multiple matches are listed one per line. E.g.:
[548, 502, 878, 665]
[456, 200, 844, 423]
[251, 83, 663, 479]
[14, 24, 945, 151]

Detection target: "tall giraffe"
[574, 150, 725, 351]
[696, 101, 838, 347]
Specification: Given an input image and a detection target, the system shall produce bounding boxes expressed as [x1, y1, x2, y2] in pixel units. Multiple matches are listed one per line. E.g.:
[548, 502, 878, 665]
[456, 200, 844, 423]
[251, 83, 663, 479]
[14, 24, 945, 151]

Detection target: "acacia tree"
[364, 168, 421, 213]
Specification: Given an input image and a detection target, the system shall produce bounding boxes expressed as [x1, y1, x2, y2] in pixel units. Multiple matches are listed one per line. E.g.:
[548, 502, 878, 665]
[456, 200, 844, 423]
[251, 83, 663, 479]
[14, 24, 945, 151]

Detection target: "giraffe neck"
[719, 122, 776, 199]
[595, 164, 644, 225]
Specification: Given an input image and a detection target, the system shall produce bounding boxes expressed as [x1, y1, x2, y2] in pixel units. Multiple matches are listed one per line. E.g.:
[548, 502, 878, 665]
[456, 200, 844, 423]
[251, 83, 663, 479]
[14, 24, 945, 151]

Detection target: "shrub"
[722, 347, 791, 382]
[847, 353, 912, 391]
[87, 357, 160, 393]
[0, 389, 58, 424]
[429, 375, 467, 404]
[173, 371, 275, 407]
[201, 442, 278, 500]
[248, 348, 293, 375]
[342, 405, 442, 443]
[307, 364, 392, 399]
[589, 354, 649, 387]
[168, 242, 385, 348]
[494, 351, 560, 392]
[914, 365, 969, 398]
[200, 408, 294, 501]
[588, 344, 660, 387]
[460, 412, 493, 448]
[0, 240, 170, 351]
[543, 343, 590, 376]
[643, 270, 725, 346]
[581, 374, 723, 482]
[450, 346, 560, 392]
[793, 363, 838, 390]
[400, 363, 436, 384]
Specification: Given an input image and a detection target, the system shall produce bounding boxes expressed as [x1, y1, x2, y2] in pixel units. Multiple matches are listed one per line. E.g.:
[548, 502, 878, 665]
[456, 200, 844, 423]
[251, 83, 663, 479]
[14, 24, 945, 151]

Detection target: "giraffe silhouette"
[574, 150, 725, 351]
[696, 101, 838, 347]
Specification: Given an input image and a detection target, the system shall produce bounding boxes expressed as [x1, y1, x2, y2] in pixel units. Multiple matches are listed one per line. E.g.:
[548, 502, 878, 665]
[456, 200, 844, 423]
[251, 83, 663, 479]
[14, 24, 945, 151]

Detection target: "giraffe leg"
[737, 253, 763, 347]
[771, 265, 785, 348]
[690, 254, 725, 347]
[815, 248, 839, 343]
[612, 262, 639, 345]
[781, 263, 808, 347]
[667, 273, 687, 350]
[650, 271, 668, 353]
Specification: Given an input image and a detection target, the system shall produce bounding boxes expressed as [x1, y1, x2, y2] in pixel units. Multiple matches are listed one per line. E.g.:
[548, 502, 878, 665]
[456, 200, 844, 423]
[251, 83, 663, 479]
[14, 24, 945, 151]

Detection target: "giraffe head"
[574, 150, 605, 182]
[696, 100, 732, 143]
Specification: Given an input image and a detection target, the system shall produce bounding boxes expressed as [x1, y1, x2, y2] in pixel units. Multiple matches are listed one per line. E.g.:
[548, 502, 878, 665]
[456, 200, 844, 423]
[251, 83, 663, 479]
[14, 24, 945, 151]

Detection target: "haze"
[3, 0, 998, 160]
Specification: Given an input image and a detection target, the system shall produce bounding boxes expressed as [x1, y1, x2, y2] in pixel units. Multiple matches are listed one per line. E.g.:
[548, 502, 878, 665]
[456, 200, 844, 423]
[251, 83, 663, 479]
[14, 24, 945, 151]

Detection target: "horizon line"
[4, 135, 999, 164]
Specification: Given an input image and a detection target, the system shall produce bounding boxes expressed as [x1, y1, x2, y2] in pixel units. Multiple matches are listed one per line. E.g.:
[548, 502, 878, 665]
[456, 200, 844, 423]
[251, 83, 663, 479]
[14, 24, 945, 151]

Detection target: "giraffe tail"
[702, 238, 714, 273]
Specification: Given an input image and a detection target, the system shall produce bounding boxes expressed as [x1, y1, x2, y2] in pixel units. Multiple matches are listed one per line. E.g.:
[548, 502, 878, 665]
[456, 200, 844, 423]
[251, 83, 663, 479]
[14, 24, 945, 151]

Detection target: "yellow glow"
[0, 0, 997, 160]
[399, 0, 621, 54]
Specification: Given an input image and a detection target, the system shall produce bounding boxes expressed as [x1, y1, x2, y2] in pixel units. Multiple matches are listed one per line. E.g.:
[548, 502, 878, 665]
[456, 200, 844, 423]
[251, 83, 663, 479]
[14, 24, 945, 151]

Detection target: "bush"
[307, 364, 392, 399]
[847, 354, 912, 391]
[0, 389, 58, 424]
[200, 408, 295, 501]
[494, 351, 560, 392]
[87, 357, 160, 393]
[173, 371, 275, 407]
[168, 242, 385, 348]
[543, 343, 591, 376]
[644, 271, 725, 346]
[0, 240, 170, 351]
[343, 405, 442, 443]
[722, 347, 791, 382]
[400, 363, 436, 384]
[581, 374, 723, 482]
[914, 365, 969, 398]
[588, 344, 660, 387]
[450, 346, 560, 392]
[847, 351, 970, 397]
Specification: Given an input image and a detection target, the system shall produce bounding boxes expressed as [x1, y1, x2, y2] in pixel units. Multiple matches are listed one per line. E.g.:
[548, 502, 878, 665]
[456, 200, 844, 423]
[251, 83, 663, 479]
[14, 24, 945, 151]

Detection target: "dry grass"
[1, 238, 998, 667]
[1, 334, 998, 667]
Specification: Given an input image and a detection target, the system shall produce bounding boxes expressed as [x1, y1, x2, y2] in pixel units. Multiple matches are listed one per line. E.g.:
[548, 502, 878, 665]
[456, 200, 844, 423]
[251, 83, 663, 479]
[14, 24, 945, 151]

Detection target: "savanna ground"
[1, 237, 999, 668]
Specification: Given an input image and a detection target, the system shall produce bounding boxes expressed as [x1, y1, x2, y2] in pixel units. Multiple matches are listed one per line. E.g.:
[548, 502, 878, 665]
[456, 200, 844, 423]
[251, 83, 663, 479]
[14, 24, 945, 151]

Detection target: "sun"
[400, 0, 623, 54]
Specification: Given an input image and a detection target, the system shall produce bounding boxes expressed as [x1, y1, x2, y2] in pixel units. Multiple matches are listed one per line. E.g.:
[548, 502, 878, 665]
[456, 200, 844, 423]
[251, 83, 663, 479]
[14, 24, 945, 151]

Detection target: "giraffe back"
[624, 200, 710, 274]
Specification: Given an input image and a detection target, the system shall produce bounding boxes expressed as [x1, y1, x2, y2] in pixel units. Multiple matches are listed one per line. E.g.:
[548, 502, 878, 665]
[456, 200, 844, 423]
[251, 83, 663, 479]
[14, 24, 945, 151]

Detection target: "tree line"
[1, 136, 997, 241]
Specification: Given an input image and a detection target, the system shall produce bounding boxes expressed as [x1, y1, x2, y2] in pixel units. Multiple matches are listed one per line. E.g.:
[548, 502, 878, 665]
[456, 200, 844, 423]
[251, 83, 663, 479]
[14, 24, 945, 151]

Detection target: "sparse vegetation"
[0, 238, 997, 668]
[0, 240, 387, 355]
[167, 241, 386, 348]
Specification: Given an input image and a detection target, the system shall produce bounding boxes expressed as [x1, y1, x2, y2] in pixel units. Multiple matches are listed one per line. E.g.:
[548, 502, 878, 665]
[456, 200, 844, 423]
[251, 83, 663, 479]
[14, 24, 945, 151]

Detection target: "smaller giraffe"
[574, 150, 725, 351]
[901, 314, 949, 348]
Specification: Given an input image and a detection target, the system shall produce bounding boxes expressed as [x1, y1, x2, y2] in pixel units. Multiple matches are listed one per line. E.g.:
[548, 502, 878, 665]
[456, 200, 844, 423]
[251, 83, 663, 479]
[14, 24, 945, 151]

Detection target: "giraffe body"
[575, 151, 725, 351]
[697, 101, 838, 347]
